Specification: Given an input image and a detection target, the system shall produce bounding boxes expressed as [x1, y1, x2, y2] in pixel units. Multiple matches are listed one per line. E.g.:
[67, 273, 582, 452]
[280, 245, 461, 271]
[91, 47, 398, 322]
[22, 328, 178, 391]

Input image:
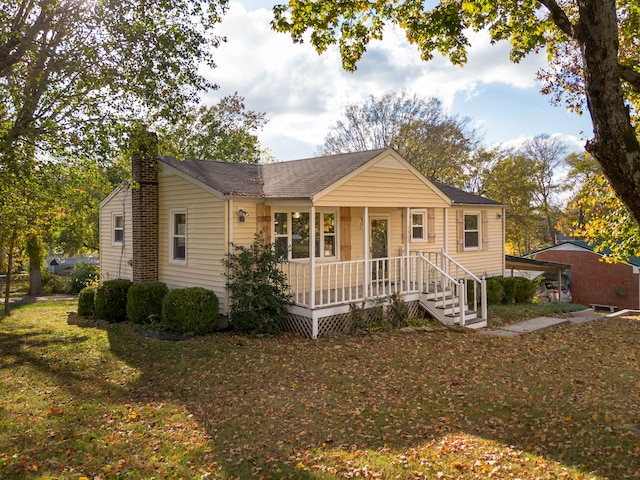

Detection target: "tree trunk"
[26, 234, 44, 296]
[578, 0, 640, 224]
[3, 231, 16, 317]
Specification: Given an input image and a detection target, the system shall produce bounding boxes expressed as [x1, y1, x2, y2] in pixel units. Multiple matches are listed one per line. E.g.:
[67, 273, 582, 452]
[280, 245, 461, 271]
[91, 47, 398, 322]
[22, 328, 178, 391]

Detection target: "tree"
[481, 152, 545, 255]
[0, 0, 226, 159]
[271, 0, 640, 232]
[560, 153, 640, 262]
[520, 135, 568, 244]
[320, 91, 479, 186]
[157, 93, 270, 163]
[0, 0, 227, 312]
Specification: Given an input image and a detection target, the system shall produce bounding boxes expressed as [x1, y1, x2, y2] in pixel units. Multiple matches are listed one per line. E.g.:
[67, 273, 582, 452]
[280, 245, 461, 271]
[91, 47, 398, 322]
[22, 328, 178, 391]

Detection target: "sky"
[201, 1, 594, 162]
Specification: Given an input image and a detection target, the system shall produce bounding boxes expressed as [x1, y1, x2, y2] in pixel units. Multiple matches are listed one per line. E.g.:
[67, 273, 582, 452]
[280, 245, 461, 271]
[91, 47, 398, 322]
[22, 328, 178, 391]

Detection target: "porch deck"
[280, 252, 488, 338]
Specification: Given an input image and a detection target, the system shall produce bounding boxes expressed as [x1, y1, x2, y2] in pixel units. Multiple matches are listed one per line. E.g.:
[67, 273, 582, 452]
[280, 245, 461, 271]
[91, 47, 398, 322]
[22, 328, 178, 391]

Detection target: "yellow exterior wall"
[158, 172, 227, 312]
[315, 155, 449, 208]
[446, 206, 505, 277]
[99, 186, 133, 281]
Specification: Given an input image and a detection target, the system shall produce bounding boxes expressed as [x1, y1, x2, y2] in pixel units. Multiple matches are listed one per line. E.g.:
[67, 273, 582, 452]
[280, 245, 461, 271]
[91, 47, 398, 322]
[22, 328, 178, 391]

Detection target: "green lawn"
[1, 301, 639, 479]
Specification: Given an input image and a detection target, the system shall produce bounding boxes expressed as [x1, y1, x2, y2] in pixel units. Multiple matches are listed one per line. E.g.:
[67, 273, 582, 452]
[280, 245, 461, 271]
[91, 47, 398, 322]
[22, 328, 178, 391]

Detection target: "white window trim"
[273, 209, 338, 261]
[112, 212, 124, 246]
[463, 211, 481, 250]
[170, 209, 187, 264]
[410, 209, 426, 242]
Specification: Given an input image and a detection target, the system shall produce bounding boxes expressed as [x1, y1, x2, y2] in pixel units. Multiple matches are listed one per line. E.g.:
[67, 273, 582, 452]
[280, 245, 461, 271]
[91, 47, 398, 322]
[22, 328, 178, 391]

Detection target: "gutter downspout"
[226, 198, 233, 317]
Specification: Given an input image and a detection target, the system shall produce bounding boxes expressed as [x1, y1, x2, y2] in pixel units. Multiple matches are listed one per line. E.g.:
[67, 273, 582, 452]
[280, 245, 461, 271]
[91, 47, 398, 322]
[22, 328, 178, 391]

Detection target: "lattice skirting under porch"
[281, 300, 427, 339]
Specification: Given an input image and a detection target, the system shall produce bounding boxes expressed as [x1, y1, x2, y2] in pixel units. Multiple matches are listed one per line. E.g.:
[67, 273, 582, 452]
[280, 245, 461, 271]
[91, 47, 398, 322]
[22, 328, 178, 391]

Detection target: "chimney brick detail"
[131, 134, 159, 283]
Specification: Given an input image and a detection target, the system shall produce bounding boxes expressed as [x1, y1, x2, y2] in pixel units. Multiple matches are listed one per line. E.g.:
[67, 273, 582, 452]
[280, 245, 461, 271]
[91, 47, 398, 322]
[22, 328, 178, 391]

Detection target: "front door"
[370, 217, 389, 281]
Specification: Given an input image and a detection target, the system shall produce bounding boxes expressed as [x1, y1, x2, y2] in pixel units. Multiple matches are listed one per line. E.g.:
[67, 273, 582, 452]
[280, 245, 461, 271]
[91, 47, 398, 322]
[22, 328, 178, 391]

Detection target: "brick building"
[531, 241, 640, 311]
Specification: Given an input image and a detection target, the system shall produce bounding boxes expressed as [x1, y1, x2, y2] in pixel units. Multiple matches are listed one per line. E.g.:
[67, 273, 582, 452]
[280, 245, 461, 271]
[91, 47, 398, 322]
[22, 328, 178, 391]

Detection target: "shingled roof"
[158, 149, 500, 205]
[261, 149, 385, 198]
[431, 180, 503, 206]
[159, 156, 262, 196]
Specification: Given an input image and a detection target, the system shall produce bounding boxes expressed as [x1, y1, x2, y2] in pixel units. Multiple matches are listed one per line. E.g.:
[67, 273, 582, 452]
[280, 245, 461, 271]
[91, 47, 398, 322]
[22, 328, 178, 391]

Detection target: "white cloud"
[203, 2, 590, 160]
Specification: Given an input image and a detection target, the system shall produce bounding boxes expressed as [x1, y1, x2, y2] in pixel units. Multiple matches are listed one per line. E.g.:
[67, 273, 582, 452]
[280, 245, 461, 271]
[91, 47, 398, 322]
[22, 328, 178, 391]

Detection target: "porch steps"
[421, 287, 487, 329]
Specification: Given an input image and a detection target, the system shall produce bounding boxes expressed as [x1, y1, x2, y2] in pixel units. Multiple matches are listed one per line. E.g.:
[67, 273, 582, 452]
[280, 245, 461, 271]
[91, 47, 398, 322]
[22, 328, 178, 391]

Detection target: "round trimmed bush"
[94, 279, 132, 322]
[126, 281, 169, 324]
[77, 286, 96, 318]
[161, 287, 219, 335]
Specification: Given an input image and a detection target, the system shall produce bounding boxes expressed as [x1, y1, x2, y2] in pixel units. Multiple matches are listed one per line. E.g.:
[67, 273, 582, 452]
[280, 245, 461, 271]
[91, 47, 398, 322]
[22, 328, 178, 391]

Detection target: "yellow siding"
[445, 206, 505, 277]
[158, 174, 227, 312]
[315, 164, 449, 208]
[231, 200, 261, 247]
[99, 187, 133, 281]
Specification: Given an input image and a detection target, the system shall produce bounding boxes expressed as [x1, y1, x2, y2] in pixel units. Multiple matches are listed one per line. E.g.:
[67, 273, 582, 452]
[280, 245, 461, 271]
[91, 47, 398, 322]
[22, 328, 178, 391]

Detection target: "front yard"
[1, 301, 638, 479]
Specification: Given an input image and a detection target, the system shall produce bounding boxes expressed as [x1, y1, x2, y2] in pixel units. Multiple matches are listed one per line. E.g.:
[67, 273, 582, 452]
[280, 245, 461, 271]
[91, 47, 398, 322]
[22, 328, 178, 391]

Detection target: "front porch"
[280, 251, 488, 338]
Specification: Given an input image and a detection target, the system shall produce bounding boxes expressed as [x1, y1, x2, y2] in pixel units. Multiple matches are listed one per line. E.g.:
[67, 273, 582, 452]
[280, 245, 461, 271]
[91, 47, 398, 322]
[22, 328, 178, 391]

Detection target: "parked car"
[537, 280, 572, 303]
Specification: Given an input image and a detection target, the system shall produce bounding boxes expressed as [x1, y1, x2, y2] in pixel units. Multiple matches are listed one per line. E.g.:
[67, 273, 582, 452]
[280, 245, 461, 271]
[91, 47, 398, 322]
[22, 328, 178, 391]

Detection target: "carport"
[505, 255, 572, 303]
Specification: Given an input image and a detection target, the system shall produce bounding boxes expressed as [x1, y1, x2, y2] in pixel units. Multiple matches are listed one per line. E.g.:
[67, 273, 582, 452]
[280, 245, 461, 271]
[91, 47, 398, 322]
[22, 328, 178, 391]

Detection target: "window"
[411, 210, 425, 241]
[171, 210, 186, 262]
[274, 212, 288, 259]
[316, 212, 336, 257]
[113, 214, 124, 245]
[464, 213, 480, 249]
[274, 210, 336, 260]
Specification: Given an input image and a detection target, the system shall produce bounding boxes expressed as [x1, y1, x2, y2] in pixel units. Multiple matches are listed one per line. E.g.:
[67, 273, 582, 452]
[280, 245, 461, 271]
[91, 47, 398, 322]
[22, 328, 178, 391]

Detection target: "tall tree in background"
[272, 0, 640, 231]
[481, 153, 544, 255]
[157, 93, 270, 163]
[320, 91, 479, 186]
[520, 135, 568, 244]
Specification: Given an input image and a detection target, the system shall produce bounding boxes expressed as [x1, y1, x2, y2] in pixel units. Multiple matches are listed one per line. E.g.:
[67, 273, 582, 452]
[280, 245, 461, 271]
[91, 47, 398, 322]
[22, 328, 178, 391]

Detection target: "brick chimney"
[131, 131, 159, 283]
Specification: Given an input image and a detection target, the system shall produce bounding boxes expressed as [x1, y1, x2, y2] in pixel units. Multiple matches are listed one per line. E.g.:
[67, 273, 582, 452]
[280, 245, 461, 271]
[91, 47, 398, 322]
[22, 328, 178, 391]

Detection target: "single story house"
[100, 146, 505, 337]
[530, 241, 640, 311]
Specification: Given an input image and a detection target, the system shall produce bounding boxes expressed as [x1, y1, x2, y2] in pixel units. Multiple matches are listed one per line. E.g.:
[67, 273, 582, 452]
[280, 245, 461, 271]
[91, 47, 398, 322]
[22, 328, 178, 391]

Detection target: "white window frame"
[170, 209, 187, 263]
[463, 211, 481, 250]
[112, 213, 124, 246]
[410, 209, 426, 242]
[273, 209, 338, 261]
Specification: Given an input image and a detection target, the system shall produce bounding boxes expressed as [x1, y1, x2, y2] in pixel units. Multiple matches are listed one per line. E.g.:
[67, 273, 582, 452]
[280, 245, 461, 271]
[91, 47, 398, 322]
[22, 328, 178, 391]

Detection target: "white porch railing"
[280, 252, 487, 324]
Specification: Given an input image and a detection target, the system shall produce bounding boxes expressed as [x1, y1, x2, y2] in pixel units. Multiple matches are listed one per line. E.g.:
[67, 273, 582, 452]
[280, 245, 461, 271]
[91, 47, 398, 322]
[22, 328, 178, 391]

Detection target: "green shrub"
[514, 277, 537, 303]
[67, 261, 99, 294]
[388, 292, 409, 328]
[77, 286, 96, 318]
[127, 281, 169, 324]
[161, 287, 219, 335]
[223, 233, 290, 334]
[41, 270, 68, 294]
[94, 279, 132, 322]
[486, 278, 505, 305]
[486, 276, 536, 305]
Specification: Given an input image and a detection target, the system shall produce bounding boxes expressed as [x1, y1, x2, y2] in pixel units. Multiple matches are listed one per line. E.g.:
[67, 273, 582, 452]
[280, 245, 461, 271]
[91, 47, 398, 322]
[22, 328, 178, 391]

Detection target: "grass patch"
[488, 302, 589, 328]
[1, 301, 639, 479]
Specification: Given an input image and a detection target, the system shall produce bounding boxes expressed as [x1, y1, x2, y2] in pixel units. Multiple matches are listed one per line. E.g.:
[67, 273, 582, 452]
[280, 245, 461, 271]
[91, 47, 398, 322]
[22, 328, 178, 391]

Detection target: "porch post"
[405, 207, 411, 289]
[363, 206, 369, 299]
[310, 206, 316, 310]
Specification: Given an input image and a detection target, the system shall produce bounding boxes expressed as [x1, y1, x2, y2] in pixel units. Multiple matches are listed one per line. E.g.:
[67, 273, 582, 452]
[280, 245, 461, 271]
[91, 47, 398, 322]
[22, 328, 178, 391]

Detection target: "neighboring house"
[47, 255, 99, 275]
[531, 241, 640, 311]
[100, 147, 505, 338]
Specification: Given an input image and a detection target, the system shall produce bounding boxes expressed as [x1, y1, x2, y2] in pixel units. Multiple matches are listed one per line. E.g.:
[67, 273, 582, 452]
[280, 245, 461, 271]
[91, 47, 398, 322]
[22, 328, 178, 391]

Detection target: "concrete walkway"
[479, 308, 601, 337]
